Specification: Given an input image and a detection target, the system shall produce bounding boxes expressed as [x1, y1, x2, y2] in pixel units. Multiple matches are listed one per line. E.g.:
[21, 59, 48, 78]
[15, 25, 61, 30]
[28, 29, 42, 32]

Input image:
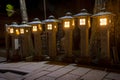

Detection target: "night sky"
[0, 0, 95, 20]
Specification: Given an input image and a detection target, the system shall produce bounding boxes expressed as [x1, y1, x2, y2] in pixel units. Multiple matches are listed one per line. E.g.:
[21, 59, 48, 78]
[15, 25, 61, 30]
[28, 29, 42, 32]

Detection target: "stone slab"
[45, 65, 64, 72]
[105, 72, 120, 80]
[0, 73, 9, 80]
[0, 78, 7, 80]
[47, 68, 73, 78]
[57, 73, 80, 80]
[24, 71, 50, 80]
[36, 76, 55, 80]
[81, 70, 107, 80]
[64, 65, 77, 70]
[4, 72, 22, 79]
[70, 67, 91, 76]
[0, 73, 22, 80]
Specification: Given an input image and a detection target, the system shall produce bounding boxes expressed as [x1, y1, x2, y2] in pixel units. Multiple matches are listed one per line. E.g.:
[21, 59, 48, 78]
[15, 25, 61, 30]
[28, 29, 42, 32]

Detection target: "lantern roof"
[74, 9, 91, 17]
[9, 22, 19, 27]
[19, 21, 31, 27]
[92, 8, 114, 17]
[59, 12, 73, 19]
[29, 18, 42, 24]
[43, 15, 59, 23]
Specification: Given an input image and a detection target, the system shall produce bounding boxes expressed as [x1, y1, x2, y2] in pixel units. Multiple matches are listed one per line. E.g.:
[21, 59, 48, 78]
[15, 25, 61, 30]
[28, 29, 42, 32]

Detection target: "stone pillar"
[80, 27, 89, 57]
[100, 28, 110, 60]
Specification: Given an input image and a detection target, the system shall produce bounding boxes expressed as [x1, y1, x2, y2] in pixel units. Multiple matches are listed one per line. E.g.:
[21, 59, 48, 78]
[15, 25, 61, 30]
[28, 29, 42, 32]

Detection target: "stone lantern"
[44, 15, 59, 59]
[29, 18, 43, 61]
[18, 22, 33, 60]
[6, 22, 20, 61]
[74, 9, 91, 62]
[59, 12, 75, 59]
[93, 9, 114, 64]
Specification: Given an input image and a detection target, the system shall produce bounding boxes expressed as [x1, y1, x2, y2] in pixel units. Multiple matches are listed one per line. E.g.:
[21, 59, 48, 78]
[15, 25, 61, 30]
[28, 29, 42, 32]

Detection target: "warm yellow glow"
[80, 18, 86, 25]
[72, 20, 75, 26]
[54, 26, 56, 28]
[20, 28, 24, 34]
[10, 28, 14, 34]
[38, 24, 42, 31]
[16, 29, 20, 35]
[26, 30, 28, 32]
[100, 18, 107, 26]
[47, 24, 52, 30]
[33, 26, 37, 32]
[64, 21, 70, 28]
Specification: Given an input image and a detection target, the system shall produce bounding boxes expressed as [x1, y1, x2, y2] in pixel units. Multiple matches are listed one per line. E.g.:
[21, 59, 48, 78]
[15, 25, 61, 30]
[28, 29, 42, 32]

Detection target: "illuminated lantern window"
[20, 28, 24, 34]
[33, 26, 37, 32]
[72, 20, 75, 26]
[26, 30, 28, 32]
[64, 21, 70, 28]
[16, 29, 20, 35]
[100, 18, 107, 26]
[54, 26, 56, 29]
[10, 28, 14, 34]
[80, 18, 86, 25]
[38, 24, 42, 31]
[47, 24, 52, 30]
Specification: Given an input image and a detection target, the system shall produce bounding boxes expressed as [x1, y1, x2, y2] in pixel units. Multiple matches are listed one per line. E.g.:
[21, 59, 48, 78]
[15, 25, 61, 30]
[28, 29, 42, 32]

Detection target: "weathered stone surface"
[0, 62, 120, 80]
[24, 71, 50, 80]
[70, 67, 91, 76]
[45, 65, 64, 72]
[47, 68, 72, 78]
[57, 73, 80, 80]
[4, 72, 22, 79]
[0, 73, 22, 80]
[105, 72, 120, 80]
[64, 65, 77, 70]
[0, 78, 7, 80]
[81, 70, 107, 80]
[36, 76, 55, 80]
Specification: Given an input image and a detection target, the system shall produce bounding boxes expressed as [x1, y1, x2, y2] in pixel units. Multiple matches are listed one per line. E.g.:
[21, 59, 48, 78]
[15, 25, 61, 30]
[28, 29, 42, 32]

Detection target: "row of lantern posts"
[5, 9, 115, 64]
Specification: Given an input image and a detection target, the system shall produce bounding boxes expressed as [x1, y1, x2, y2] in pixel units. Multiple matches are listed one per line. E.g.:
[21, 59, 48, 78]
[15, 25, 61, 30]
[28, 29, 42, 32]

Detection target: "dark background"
[0, 0, 95, 20]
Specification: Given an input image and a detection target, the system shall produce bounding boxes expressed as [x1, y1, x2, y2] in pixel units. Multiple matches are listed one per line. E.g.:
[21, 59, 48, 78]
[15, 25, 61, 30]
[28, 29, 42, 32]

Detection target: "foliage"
[6, 4, 15, 17]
